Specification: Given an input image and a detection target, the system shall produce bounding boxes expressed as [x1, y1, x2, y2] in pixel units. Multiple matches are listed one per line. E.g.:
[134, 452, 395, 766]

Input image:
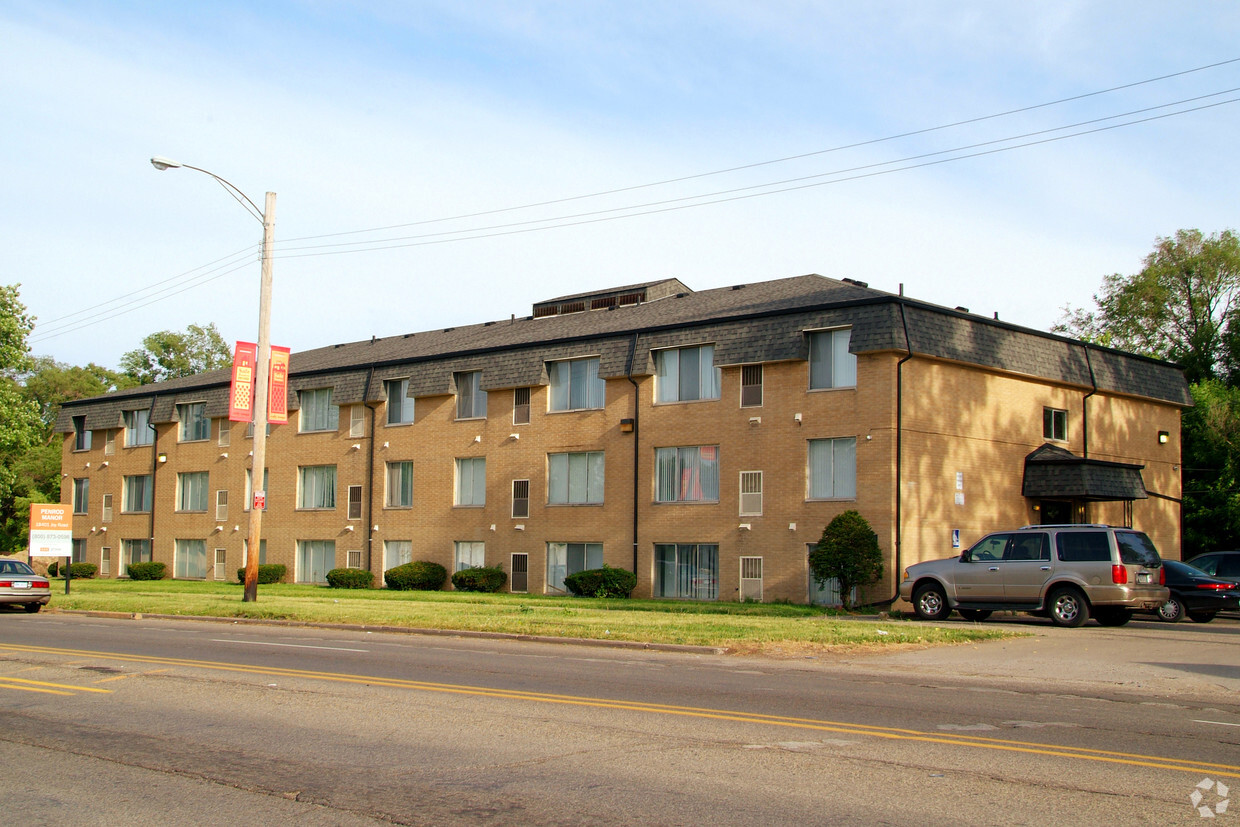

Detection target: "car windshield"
[0, 559, 35, 575]
[1115, 531, 1161, 567]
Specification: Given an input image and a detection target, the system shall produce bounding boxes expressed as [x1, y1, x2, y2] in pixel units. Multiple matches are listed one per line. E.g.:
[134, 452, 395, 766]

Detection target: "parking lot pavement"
[843, 614, 1240, 700]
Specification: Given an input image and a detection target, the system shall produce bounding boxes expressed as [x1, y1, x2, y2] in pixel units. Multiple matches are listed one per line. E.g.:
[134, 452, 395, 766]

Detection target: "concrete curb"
[55, 608, 728, 655]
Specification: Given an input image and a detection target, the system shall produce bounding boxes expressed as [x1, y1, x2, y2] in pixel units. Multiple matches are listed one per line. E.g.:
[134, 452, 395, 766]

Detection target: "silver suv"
[899, 525, 1169, 627]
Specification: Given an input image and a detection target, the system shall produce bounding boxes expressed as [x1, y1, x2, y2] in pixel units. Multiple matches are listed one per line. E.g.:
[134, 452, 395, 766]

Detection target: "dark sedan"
[1148, 559, 1240, 623]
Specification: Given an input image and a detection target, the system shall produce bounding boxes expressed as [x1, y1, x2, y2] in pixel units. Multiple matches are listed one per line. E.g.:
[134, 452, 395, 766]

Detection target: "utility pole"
[244, 191, 276, 602]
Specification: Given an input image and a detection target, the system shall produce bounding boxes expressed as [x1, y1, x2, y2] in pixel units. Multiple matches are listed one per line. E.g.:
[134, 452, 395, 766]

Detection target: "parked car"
[1146, 560, 1240, 623]
[899, 524, 1168, 627]
[0, 559, 52, 613]
[1185, 550, 1240, 581]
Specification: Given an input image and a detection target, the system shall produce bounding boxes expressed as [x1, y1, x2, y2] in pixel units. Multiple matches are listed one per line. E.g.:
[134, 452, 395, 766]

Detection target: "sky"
[4, 1, 1239, 371]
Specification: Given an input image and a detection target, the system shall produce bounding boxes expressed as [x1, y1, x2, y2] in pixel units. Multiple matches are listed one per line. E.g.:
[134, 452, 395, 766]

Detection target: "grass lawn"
[43, 578, 1014, 655]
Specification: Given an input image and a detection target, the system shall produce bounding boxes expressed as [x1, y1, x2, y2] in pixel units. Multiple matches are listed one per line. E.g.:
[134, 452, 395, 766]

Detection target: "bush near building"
[385, 561, 447, 591]
[47, 561, 98, 579]
[809, 510, 883, 611]
[326, 568, 374, 589]
[564, 566, 637, 598]
[126, 562, 166, 580]
[235, 564, 287, 585]
[451, 565, 506, 593]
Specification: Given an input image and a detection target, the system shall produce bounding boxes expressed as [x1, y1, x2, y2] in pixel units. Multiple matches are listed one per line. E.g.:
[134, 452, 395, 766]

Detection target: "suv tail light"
[1111, 565, 1127, 585]
[1159, 566, 1166, 585]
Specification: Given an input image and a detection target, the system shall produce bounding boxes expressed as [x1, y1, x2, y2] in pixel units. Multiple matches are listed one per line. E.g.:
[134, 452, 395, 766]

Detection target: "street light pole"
[150, 157, 274, 602]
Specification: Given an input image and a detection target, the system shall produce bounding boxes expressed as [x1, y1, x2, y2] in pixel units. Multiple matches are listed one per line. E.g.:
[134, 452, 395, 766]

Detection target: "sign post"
[29, 503, 73, 594]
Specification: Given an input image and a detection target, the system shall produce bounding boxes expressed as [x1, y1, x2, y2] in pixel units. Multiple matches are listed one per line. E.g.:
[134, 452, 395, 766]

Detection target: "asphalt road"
[1, 611, 1237, 825]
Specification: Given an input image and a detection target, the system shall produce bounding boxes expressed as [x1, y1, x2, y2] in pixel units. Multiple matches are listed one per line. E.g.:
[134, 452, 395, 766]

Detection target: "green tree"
[1054, 229, 1240, 384]
[22, 355, 135, 428]
[809, 510, 883, 611]
[120, 322, 231, 384]
[1182, 380, 1240, 557]
[0, 285, 46, 554]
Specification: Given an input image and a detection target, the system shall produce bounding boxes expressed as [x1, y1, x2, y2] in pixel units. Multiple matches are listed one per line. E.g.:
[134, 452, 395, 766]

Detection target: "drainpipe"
[1082, 345, 1097, 459]
[362, 364, 378, 576]
[877, 298, 914, 606]
[147, 396, 159, 557]
[625, 333, 641, 576]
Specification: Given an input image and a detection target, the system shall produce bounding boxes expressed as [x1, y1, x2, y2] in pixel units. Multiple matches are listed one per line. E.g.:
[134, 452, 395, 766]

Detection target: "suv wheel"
[1155, 597, 1184, 622]
[1047, 586, 1089, 628]
[913, 582, 950, 621]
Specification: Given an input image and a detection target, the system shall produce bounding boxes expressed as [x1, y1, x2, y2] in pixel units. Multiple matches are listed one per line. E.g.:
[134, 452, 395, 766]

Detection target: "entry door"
[511, 553, 528, 593]
[1040, 500, 1073, 524]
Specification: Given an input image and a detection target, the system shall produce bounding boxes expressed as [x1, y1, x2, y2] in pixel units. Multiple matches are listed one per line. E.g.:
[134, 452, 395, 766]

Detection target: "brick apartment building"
[53, 274, 1190, 604]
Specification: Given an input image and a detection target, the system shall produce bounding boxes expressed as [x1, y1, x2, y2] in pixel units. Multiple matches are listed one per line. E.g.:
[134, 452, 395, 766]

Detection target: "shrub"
[564, 565, 637, 598]
[236, 564, 287, 585]
[385, 561, 447, 591]
[47, 561, 57, 577]
[326, 567, 374, 589]
[66, 562, 97, 579]
[126, 561, 167, 581]
[451, 565, 507, 593]
[809, 510, 883, 611]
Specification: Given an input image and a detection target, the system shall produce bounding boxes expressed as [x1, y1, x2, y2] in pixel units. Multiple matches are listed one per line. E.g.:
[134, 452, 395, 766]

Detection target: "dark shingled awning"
[1022, 444, 1148, 501]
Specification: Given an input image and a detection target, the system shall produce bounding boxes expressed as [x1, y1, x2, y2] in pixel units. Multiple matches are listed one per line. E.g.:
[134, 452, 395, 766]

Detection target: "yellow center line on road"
[0, 676, 112, 695]
[3, 642, 1237, 779]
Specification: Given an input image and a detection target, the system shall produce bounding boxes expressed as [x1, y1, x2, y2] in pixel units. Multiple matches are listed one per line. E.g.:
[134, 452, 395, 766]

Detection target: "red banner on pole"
[229, 341, 257, 422]
[268, 346, 291, 424]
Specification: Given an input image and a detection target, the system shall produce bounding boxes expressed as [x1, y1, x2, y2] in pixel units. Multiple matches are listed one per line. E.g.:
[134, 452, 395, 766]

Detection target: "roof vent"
[842, 278, 869, 288]
[731, 284, 746, 290]
[955, 306, 969, 313]
[444, 327, 455, 332]
[676, 292, 688, 298]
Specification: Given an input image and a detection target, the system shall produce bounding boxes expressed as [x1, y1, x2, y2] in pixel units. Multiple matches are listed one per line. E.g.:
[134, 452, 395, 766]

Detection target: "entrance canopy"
[1021, 444, 1147, 502]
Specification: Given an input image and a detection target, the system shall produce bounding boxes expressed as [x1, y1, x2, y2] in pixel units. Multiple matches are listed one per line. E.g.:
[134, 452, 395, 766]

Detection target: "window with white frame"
[655, 446, 719, 503]
[454, 540, 485, 571]
[739, 471, 763, 516]
[807, 437, 857, 499]
[73, 416, 91, 451]
[455, 371, 487, 419]
[512, 479, 530, 518]
[218, 420, 231, 447]
[548, 451, 604, 505]
[101, 493, 113, 522]
[244, 468, 269, 511]
[72, 478, 89, 514]
[177, 471, 209, 512]
[546, 542, 603, 592]
[347, 485, 363, 520]
[383, 540, 412, 571]
[122, 474, 153, 513]
[174, 539, 208, 579]
[297, 539, 335, 584]
[808, 328, 856, 389]
[455, 457, 486, 506]
[122, 539, 151, 570]
[349, 405, 365, 438]
[178, 402, 210, 441]
[346, 549, 362, 568]
[101, 546, 111, 576]
[654, 543, 718, 600]
[124, 409, 154, 446]
[215, 489, 228, 521]
[298, 465, 337, 509]
[214, 548, 227, 581]
[386, 461, 413, 507]
[1043, 407, 1068, 442]
[548, 357, 605, 411]
[299, 388, 338, 432]
[655, 345, 720, 403]
[72, 537, 87, 563]
[513, 387, 531, 425]
[740, 364, 763, 407]
[386, 379, 415, 425]
[104, 430, 116, 455]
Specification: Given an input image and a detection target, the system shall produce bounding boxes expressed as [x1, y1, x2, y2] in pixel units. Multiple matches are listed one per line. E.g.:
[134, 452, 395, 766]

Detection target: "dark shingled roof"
[54, 274, 1191, 432]
[1022, 444, 1149, 501]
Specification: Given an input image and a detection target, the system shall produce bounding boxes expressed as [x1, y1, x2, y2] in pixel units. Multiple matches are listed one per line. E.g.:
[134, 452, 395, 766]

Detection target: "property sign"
[268, 346, 290, 424]
[253, 490, 266, 511]
[29, 503, 72, 558]
[229, 341, 258, 422]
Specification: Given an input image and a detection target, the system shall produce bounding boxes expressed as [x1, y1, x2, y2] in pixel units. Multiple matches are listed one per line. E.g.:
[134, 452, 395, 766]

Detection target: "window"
[177, 471, 209, 512]
[178, 402, 210, 441]
[512, 479, 530, 518]
[214, 548, 227, 581]
[740, 364, 763, 407]
[73, 416, 91, 451]
[455, 457, 486, 506]
[346, 550, 363, 568]
[246, 420, 271, 438]
[454, 540, 485, 571]
[1043, 407, 1068, 442]
[298, 465, 337, 509]
[215, 490, 228, 522]
[808, 438, 857, 499]
[384, 540, 413, 571]
[101, 547, 111, 576]
[349, 405, 365, 438]
[243, 539, 267, 566]
[299, 388, 338, 432]
[101, 493, 113, 522]
[104, 430, 116, 455]
[548, 452, 604, 505]
[548, 358, 605, 411]
[654, 543, 718, 600]
[655, 345, 720, 403]
[297, 539, 335, 583]
[122, 474, 153, 513]
[175, 539, 208, 579]
[124, 409, 153, 446]
[1056, 531, 1111, 562]
[455, 371, 487, 419]
[739, 471, 763, 516]
[218, 420, 231, 447]
[513, 387, 531, 425]
[655, 446, 719, 503]
[244, 468, 269, 511]
[348, 485, 363, 520]
[386, 379, 415, 425]
[72, 538, 87, 564]
[386, 461, 413, 507]
[73, 478, 89, 514]
[122, 539, 151, 571]
[546, 542, 603, 593]
[808, 329, 856, 389]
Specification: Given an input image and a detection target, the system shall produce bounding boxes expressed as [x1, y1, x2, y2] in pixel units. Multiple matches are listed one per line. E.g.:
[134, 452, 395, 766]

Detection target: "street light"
[151, 156, 275, 603]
